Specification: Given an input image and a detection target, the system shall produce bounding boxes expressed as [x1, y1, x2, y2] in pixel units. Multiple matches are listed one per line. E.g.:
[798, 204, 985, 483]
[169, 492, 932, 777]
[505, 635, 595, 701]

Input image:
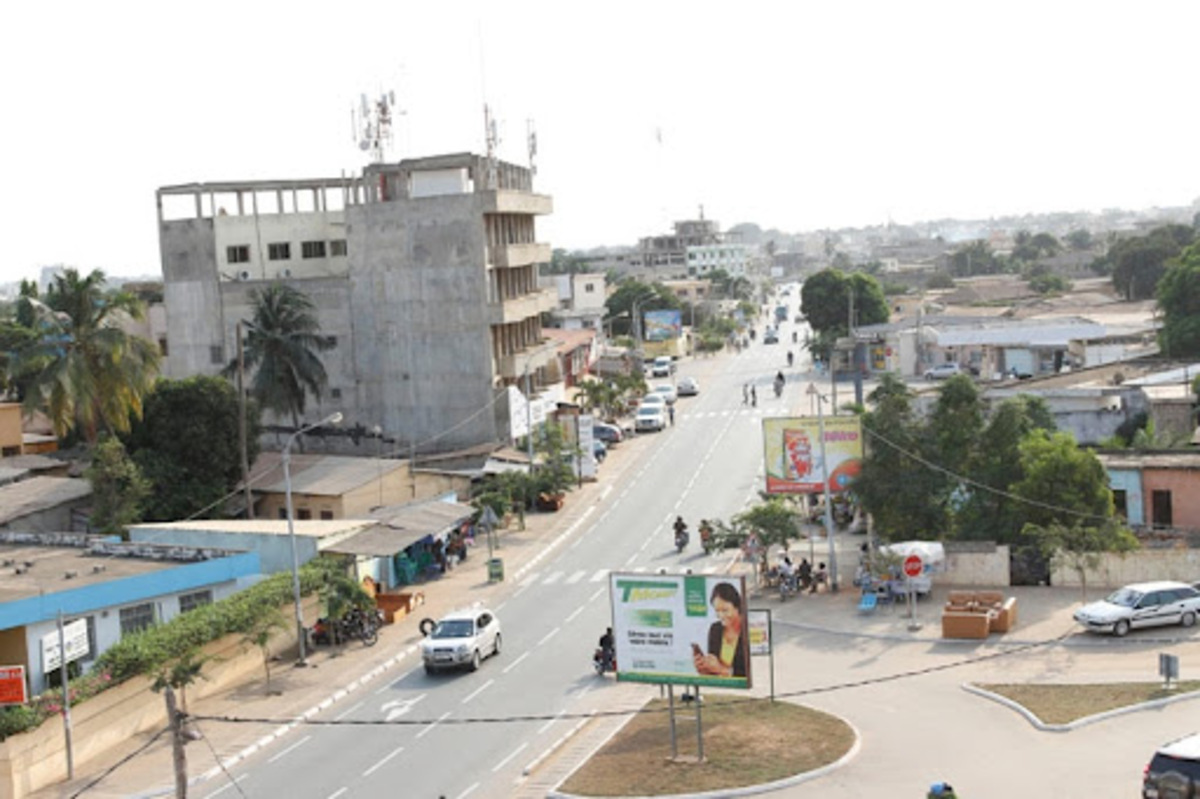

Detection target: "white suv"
[421, 606, 501, 674]
[650, 356, 674, 377]
[924, 363, 963, 380]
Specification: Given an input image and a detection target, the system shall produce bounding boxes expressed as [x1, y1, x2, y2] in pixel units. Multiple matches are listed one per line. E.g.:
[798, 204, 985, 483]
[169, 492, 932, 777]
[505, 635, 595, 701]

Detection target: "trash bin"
[487, 558, 504, 583]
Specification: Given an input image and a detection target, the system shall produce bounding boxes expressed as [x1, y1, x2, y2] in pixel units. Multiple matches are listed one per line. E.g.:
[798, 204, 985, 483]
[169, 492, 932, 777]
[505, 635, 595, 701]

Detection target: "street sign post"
[903, 555, 923, 629]
[903, 555, 923, 578]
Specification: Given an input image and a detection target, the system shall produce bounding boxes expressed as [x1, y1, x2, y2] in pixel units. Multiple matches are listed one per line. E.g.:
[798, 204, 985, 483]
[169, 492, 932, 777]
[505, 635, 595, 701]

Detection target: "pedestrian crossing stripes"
[519, 564, 724, 588]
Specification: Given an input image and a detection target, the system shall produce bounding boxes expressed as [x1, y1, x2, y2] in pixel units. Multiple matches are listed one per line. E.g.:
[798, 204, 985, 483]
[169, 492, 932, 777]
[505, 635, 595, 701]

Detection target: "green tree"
[1106, 224, 1194, 300]
[605, 281, 680, 338]
[956, 396, 1055, 543]
[852, 374, 949, 542]
[1156, 243, 1200, 357]
[228, 284, 334, 428]
[949, 241, 1000, 277]
[85, 436, 150, 535]
[1065, 229, 1094, 251]
[125, 376, 263, 521]
[13, 268, 160, 442]
[799, 269, 889, 359]
[929, 375, 984, 480]
[241, 608, 287, 693]
[1011, 431, 1114, 530]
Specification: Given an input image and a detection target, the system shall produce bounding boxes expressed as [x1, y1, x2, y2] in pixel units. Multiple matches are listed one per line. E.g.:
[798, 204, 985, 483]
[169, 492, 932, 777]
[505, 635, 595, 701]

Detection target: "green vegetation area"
[978, 681, 1200, 725]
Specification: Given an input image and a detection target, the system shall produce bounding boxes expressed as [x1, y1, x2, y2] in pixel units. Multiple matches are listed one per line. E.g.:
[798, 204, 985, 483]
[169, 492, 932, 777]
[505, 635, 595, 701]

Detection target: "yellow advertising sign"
[762, 416, 863, 495]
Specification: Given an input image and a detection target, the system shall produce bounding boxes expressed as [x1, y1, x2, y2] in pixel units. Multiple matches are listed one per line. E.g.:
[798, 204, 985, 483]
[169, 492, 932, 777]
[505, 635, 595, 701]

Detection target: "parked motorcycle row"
[309, 606, 383, 648]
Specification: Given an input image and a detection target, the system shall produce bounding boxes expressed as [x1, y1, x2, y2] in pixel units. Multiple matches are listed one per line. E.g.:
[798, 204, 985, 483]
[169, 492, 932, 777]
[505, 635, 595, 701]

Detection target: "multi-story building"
[685, 243, 753, 277]
[632, 218, 721, 272]
[157, 153, 556, 452]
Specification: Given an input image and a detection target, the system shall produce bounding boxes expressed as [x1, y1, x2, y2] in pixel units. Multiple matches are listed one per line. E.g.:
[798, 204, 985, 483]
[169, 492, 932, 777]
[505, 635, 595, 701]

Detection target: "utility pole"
[164, 685, 188, 798]
[57, 612, 74, 780]
[237, 321, 253, 519]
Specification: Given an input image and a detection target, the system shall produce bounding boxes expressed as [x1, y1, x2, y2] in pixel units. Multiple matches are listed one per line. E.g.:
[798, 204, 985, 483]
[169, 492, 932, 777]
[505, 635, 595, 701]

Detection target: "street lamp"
[284, 411, 344, 666]
[805, 384, 838, 592]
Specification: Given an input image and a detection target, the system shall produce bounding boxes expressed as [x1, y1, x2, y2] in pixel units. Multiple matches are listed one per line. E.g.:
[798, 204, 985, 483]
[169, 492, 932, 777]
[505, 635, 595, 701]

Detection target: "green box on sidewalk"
[488, 558, 504, 582]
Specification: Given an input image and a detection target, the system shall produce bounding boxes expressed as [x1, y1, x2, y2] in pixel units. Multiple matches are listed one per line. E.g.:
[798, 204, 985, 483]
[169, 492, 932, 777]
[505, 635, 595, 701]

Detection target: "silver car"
[421, 605, 502, 673]
[1073, 581, 1200, 637]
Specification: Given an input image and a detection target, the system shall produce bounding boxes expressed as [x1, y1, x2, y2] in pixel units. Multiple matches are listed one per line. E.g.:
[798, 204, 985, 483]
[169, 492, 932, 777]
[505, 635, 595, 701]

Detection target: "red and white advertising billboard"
[762, 416, 863, 495]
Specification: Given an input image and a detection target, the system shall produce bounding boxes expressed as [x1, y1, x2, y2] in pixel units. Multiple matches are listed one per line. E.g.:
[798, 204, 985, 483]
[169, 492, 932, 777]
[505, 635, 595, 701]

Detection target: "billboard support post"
[695, 686, 704, 761]
[768, 611, 775, 701]
[667, 684, 678, 759]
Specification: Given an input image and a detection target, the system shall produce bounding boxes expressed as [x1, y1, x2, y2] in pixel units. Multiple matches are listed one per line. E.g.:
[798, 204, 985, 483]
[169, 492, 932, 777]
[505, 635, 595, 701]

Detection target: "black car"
[594, 422, 623, 445]
[1144, 733, 1200, 798]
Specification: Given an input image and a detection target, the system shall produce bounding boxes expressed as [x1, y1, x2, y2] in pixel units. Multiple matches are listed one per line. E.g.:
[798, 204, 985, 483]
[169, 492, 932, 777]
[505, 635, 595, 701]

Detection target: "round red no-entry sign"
[903, 554, 923, 578]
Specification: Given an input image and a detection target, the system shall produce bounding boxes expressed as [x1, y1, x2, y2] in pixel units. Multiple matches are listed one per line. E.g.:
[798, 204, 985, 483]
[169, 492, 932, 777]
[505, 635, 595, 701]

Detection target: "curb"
[962, 682, 1200, 732]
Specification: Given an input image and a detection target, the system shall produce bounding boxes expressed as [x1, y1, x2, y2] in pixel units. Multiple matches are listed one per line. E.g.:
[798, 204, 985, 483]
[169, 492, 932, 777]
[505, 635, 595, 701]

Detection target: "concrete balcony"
[497, 340, 558, 381]
[491, 242, 552, 268]
[482, 190, 553, 216]
[488, 288, 558, 326]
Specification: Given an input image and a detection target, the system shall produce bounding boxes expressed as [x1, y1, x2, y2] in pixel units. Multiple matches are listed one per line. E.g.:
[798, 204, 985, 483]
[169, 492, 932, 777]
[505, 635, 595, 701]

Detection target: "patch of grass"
[559, 695, 854, 796]
[977, 681, 1200, 724]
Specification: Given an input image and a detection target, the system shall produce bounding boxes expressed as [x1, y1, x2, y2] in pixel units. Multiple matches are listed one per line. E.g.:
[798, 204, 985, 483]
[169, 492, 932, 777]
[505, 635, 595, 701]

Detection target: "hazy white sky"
[4, 1, 1198, 286]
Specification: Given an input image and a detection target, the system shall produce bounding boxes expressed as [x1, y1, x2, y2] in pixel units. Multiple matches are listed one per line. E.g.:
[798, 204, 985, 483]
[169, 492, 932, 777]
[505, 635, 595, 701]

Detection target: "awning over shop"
[325, 501, 476, 557]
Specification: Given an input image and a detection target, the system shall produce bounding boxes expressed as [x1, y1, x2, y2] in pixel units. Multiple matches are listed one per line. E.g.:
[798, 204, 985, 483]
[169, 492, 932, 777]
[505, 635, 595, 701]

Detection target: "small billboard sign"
[610, 572, 751, 689]
[747, 610, 772, 656]
[762, 416, 863, 495]
[644, 310, 682, 341]
[0, 666, 27, 706]
[42, 619, 90, 672]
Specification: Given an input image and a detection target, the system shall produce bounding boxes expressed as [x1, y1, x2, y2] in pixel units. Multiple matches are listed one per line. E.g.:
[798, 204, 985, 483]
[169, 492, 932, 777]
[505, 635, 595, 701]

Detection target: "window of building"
[1152, 490, 1173, 527]
[226, 245, 250, 264]
[584, 283, 595, 293]
[330, 387, 342, 399]
[330, 239, 348, 257]
[1, 446, 19, 457]
[320, 510, 334, 521]
[278, 508, 287, 520]
[297, 509, 312, 520]
[301, 241, 327, 259]
[210, 345, 224, 365]
[179, 590, 213, 614]
[268, 242, 291, 261]
[119, 603, 156, 637]
[1113, 489, 1128, 519]
[325, 336, 338, 347]
[158, 337, 169, 356]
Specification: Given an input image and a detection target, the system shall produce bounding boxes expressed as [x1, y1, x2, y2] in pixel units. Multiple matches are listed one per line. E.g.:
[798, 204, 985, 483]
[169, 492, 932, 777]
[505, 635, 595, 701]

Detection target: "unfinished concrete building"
[156, 153, 557, 452]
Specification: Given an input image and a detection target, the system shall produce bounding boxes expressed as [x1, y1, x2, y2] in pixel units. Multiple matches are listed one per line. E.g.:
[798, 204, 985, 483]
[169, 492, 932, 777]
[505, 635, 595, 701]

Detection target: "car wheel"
[1182, 612, 1197, 628]
[1113, 619, 1131, 637]
[492, 633, 502, 657]
[469, 650, 481, 672]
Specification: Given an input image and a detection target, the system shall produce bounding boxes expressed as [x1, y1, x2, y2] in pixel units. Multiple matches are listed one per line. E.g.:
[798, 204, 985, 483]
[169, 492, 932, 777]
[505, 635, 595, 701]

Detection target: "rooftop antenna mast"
[353, 90, 403, 164]
[527, 119, 538, 178]
[484, 104, 500, 189]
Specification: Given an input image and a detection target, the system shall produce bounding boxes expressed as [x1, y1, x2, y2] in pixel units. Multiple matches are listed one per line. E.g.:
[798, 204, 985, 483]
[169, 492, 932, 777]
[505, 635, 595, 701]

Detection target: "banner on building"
[762, 416, 863, 494]
[644, 310, 682, 341]
[0, 666, 27, 706]
[610, 573, 750, 689]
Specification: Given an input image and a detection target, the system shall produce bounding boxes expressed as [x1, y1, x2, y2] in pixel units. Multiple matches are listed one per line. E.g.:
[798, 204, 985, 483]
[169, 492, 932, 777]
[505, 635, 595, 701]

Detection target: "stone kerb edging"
[962, 682, 1200, 732]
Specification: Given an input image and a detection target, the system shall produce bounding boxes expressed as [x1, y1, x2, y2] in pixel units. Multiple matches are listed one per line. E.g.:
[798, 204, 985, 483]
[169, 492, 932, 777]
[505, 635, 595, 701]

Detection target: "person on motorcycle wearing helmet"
[673, 516, 687, 537]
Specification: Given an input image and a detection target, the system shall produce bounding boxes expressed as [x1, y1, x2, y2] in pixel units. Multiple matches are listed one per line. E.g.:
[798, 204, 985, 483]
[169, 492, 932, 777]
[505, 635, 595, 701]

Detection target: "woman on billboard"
[692, 582, 748, 678]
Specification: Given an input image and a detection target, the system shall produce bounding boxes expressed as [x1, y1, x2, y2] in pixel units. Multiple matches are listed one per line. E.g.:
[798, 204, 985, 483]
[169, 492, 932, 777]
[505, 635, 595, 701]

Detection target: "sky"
[3, 1, 1199, 286]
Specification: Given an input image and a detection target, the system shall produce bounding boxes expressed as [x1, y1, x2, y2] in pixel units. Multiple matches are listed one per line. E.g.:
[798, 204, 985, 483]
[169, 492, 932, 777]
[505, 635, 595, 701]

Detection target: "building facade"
[157, 153, 556, 452]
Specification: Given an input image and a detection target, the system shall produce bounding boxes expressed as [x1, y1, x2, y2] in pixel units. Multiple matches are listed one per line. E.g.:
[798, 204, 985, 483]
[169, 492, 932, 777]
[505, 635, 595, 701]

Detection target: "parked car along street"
[677, 376, 700, 396]
[1072, 581, 1200, 636]
[650, 384, 677, 404]
[924, 363, 963, 380]
[635, 405, 666, 432]
[650, 355, 674, 377]
[593, 422, 623, 445]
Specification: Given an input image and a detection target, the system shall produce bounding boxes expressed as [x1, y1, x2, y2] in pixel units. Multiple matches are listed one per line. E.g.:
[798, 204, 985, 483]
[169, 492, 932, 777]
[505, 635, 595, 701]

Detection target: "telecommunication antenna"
[527, 119, 538, 177]
[352, 90, 404, 164]
[483, 104, 500, 189]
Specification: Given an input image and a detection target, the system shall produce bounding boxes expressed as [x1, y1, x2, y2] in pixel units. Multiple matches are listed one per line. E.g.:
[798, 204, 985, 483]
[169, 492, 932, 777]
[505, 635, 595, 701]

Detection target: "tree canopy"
[1156, 242, 1200, 358]
[799, 269, 888, 358]
[1099, 224, 1194, 300]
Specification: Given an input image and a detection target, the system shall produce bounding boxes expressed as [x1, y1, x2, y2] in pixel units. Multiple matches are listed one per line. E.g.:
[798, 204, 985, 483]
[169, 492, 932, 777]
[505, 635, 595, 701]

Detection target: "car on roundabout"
[420, 605, 502, 674]
[1143, 732, 1200, 798]
[676, 376, 699, 396]
[1072, 580, 1200, 637]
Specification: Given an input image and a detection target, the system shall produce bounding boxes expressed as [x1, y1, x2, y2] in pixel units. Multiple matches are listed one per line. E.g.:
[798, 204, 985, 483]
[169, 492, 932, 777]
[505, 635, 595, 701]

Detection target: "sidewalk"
[36, 432, 653, 799]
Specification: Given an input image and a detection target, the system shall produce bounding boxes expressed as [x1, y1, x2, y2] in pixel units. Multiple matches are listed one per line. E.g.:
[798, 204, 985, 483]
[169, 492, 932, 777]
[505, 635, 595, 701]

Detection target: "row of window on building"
[226, 239, 348, 265]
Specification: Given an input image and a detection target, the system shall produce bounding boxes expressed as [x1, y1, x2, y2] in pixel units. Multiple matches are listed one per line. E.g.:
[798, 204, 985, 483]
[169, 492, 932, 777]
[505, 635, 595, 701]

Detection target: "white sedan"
[650, 384, 677, 404]
[1072, 581, 1200, 637]
[677, 376, 700, 396]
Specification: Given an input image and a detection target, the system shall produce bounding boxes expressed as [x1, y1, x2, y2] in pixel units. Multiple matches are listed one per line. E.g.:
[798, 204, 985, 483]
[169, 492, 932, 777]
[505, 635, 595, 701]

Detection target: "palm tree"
[228, 284, 333, 428]
[13, 268, 160, 442]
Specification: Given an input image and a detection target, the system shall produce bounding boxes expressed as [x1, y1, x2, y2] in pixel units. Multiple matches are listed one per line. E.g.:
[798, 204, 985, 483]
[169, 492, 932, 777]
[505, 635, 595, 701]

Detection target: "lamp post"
[284, 411, 343, 666]
[805, 384, 838, 592]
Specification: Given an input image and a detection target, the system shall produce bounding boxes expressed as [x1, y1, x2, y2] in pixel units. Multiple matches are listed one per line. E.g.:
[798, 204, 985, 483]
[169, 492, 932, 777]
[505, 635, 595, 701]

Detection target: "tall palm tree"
[14, 268, 160, 442]
[228, 284, 333, 428]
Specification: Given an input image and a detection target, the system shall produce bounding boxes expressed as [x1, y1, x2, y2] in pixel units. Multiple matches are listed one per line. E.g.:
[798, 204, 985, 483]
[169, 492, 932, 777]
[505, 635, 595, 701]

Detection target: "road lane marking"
[461, 678, 495, 704]
[519, 573, 539, 588]
[456, 782, 479, 798]
[380, 693, 425, 721]
[537, 709, 566, 734]
[537, 627, 560, 646]
[624, 552, 638, 565]
[590, 569, 608, 582]
[266, 734, 310, 764]
[416, 710, 451, 738]
[202, 775, 247, 798]
[542, 571, 564, 584]
[332, 700, 364, 721]
[374, 667, 418, 694]
[492, 742, 529, 772]
[565, 570, 586, 584]
[502, 651, 530, 674]
[326, 789, 348, 799]
[564, 605, 584, 624]
[589, 587, 605, 602]
[362, 745, 404, 777]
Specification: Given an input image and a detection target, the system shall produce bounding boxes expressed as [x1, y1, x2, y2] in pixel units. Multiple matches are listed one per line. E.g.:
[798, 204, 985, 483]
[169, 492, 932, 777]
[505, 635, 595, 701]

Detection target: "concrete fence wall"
[0, 595, 317, 799]
[933, 545, 1011, 587]
[1051, 547, 1200, 589]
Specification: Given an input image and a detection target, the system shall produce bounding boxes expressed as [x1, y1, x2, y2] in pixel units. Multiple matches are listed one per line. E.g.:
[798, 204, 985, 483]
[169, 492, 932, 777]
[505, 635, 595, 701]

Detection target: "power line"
[69, 727, 170, 798]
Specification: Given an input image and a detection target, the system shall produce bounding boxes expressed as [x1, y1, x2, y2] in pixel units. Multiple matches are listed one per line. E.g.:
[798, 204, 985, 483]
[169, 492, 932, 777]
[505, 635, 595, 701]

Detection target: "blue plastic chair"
[858, 592, 878, 613]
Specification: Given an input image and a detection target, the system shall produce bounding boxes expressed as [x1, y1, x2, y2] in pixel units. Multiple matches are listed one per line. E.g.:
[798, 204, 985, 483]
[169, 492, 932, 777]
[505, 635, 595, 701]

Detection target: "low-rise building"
[0, 532, 259, 695]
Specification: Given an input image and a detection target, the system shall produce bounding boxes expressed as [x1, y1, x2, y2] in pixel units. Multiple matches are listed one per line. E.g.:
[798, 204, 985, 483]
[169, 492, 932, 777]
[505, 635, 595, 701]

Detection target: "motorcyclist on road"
[774, 371, 785, 397]
[673, 516, 689, 550]
[787, 350, 794, 367]
[792, 330, 798, 344]
[596, 627, 616, 672]
[699, 519, 714, 552]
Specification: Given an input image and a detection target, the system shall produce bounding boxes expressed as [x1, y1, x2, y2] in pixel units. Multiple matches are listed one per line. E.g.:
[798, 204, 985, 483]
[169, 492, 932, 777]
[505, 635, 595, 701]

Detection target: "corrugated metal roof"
[254, 454, 407, 496]
[129, 519, 374, 539]
[327, 500, 475, 556]
[0, 476, 91, 524]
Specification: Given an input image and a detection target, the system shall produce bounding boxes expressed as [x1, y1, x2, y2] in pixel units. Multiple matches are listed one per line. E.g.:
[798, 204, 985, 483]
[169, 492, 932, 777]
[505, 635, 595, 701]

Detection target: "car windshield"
[432, 619, 474, 638]
[637, 407, 660, 418]
[1104, 588, 1141, 607]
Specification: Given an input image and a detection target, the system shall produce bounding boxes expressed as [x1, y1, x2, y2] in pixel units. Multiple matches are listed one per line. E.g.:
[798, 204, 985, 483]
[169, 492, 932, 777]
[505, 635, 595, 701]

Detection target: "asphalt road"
[201, 310, 815, 798]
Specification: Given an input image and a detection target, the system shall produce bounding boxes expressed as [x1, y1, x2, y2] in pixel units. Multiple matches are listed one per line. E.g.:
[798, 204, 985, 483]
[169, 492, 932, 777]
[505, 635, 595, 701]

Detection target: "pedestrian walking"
[742, 383, 749, 405]
[750, 386, 757, 407]
[668, 404, 675, 425]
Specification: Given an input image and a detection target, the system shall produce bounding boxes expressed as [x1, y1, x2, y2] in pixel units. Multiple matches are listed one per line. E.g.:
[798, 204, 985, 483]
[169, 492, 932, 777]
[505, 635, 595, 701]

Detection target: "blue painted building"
[0, 532, 259, 695]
